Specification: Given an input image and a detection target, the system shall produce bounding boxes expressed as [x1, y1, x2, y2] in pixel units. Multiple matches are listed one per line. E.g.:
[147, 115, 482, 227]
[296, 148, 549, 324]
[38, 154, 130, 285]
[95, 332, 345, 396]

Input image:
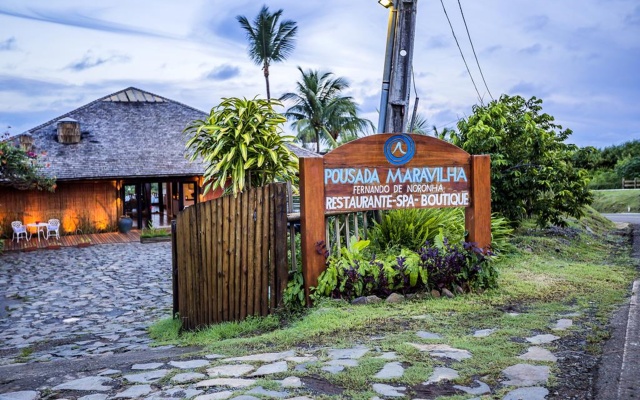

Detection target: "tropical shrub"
[368, 208, 513, 255]
[420, 239, 497, 291]
[184, 97, 298, 196]
[0, 132, 56, 191]
[312, 235, 497, 302]
[444, 95, 592, 227]
[368, 208, 465, 252]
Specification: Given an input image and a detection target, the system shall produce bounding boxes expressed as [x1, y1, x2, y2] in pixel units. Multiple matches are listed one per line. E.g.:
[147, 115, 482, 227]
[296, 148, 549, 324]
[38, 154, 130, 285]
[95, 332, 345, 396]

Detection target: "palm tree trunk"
[314, 129, 320, 153]
[263, 62, 271, 100]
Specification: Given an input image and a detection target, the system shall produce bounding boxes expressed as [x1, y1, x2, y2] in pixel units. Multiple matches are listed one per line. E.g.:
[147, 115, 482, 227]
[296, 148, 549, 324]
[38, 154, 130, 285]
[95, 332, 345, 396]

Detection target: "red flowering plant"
[0, 130, 56, 191]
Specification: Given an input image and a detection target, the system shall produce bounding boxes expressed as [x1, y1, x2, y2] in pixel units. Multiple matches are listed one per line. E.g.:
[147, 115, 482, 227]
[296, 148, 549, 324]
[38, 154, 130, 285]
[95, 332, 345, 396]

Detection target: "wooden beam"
[465, 155, 492, 250]
[300, 157, 326, 305]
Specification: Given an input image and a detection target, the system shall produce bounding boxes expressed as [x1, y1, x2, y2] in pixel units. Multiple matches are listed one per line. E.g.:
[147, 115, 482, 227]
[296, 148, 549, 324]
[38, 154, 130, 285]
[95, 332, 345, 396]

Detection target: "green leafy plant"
[140, 221, 171, 238]
[488, 214, 515, 255]
[368, 208, 465, 253]
[0, 131, 56, 191]
[73, 212, 98, 234]
[283, 265, 305, 310]
[443, 95, 592, 227]
[312, 233, 497, 302]
[184, 97, 298, 196]
[389, 248, 427, 292]
[368, 208, 513, 255]
[283, 233, 305, 310]
[313, 238, 380, 300]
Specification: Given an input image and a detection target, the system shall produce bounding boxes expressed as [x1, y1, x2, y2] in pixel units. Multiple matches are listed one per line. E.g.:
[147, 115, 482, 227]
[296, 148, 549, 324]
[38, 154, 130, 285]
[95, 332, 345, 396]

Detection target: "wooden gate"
[172, 183, 288, 330]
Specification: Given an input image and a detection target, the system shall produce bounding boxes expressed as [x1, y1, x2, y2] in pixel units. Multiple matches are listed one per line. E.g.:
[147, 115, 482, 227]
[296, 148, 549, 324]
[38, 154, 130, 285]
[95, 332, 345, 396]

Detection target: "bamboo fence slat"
[171, 183, 286, 330]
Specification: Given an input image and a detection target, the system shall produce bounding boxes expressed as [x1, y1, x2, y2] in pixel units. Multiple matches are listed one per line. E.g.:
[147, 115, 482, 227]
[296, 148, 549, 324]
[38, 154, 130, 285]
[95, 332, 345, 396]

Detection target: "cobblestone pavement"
[0, 242, 174, 365]
[0, 243, 585, 399]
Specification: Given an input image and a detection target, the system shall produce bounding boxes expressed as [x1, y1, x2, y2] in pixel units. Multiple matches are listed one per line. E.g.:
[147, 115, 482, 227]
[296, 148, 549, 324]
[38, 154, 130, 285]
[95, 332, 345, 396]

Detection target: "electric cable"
[439, 0, 484, 104]
[457, 0, 494, 101]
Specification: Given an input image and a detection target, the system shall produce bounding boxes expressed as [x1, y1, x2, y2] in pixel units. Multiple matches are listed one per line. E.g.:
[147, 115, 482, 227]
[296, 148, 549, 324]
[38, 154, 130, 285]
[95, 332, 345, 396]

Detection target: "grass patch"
[140, 226, 171, 238]
[149, 314, 281, 347]
[149, 211, 637, 398]
[592, 189, 640, 213]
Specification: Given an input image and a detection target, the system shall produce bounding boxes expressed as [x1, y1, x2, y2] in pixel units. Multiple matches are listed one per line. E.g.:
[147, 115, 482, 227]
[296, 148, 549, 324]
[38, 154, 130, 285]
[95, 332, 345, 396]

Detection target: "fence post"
[273, 183, 289, 307]
[171, 220, 179, 319]
[465, 155, 492, 250]
[300, 157, 326, 305]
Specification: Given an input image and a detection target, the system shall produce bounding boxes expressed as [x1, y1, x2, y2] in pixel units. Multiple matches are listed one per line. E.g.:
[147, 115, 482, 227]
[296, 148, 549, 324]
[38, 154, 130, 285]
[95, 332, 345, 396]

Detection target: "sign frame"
[299, 133, 491, 304]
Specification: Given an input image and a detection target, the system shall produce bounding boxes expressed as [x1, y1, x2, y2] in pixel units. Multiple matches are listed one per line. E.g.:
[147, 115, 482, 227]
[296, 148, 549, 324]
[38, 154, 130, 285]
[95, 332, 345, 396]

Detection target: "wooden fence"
[622, 179, 640, 189]
[172, 183, 288, 330]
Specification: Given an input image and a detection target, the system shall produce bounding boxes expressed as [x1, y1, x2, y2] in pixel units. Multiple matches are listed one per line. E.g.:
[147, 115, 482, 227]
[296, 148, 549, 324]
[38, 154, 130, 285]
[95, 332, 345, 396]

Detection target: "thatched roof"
[19, 87, 318, 181]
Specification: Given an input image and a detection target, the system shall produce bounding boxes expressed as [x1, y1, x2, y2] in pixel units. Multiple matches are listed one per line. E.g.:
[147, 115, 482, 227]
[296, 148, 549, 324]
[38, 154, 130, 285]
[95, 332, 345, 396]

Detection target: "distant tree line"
[573, 140, 640, 189]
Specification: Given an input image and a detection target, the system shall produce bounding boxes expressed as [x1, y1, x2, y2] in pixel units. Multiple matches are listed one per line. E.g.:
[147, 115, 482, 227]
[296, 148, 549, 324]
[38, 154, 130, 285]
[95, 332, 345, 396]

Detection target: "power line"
[457, 0, 494, 101]
[439, 0, 484, 104]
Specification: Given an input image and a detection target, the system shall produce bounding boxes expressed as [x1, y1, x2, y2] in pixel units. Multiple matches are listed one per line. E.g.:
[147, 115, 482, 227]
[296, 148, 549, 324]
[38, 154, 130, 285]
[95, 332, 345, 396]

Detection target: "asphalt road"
[602, 213, 640, 225]
[595, 222, 640, 399]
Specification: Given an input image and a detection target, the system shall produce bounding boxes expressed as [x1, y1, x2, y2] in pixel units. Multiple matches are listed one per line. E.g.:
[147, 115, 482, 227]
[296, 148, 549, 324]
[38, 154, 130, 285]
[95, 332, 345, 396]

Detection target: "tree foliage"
[599, 139, 640, 170]
[0, 132, 56, 191]
[184, 97, 298, 196]
[616, 156, 640, 179]
[237, 5, 297, 100]
[571, 146, 602, 170]
[281, 67, 374, 152]
[445, 95, 592, 227]
[571, 140, 640, 189]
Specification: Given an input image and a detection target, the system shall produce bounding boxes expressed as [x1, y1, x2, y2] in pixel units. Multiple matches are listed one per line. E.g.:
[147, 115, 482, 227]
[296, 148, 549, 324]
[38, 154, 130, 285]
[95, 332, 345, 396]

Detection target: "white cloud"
[0, 0, 637, 148]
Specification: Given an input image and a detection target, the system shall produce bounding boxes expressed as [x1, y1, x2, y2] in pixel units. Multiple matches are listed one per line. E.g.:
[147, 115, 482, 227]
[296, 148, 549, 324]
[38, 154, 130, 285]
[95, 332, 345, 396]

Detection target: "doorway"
[122, 180, 198, 229]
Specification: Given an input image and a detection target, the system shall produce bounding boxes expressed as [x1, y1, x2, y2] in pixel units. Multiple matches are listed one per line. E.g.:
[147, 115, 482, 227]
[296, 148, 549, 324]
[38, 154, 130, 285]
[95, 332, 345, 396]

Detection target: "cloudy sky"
[0, 0, 638, 148]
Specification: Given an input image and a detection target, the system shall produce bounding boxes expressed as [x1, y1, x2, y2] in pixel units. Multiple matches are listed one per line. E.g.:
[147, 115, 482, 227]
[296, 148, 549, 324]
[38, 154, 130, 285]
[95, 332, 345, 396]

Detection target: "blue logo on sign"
[384, 134, 415, 165]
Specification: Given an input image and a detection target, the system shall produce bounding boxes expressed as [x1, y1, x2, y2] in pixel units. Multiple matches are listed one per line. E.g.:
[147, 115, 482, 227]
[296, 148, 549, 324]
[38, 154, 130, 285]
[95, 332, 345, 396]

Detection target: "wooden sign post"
[299, 134, 491, 305]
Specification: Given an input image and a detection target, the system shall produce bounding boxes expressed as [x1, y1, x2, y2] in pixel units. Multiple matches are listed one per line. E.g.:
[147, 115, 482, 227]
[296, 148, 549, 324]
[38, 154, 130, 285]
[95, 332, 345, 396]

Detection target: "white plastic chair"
[46, 219, 61, 240]
[11, 221, 30, 242]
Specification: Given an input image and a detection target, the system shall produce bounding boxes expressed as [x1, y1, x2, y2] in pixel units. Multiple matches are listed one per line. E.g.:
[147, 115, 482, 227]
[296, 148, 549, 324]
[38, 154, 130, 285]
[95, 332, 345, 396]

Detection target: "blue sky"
[0, 0, 638, 148]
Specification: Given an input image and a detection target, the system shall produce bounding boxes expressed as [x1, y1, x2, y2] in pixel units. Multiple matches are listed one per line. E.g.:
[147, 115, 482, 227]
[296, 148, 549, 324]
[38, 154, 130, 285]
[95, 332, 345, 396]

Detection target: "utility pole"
[377, 0, 418, 134]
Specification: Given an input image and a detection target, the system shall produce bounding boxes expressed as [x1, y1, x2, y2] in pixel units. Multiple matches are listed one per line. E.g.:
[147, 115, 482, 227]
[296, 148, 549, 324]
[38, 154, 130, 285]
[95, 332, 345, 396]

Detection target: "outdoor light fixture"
[378, 0, 393, 8]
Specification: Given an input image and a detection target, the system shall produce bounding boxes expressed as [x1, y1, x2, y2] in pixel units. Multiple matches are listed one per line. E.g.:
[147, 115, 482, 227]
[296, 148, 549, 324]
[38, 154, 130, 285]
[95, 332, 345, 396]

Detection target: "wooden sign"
[299, 134, 491, 305]
[324, 134, 470, 212]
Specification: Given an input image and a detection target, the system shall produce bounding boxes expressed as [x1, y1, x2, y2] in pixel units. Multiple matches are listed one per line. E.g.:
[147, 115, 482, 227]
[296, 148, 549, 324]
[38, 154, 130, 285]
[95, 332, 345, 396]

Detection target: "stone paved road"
[0, 242, 173, 365]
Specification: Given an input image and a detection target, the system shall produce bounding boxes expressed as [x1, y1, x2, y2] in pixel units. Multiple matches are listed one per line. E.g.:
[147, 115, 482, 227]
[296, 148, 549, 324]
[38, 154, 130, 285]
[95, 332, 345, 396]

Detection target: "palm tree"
[406, 112, 457, 139]
[281, 67, 374, 153]
[407, 112, 431, 135]
[237, 5, 298, 100]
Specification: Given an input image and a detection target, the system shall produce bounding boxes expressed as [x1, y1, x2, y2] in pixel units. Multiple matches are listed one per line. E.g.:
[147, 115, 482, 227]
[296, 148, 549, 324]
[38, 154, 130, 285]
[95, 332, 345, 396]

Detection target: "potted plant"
[118, 215, 133, 233]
